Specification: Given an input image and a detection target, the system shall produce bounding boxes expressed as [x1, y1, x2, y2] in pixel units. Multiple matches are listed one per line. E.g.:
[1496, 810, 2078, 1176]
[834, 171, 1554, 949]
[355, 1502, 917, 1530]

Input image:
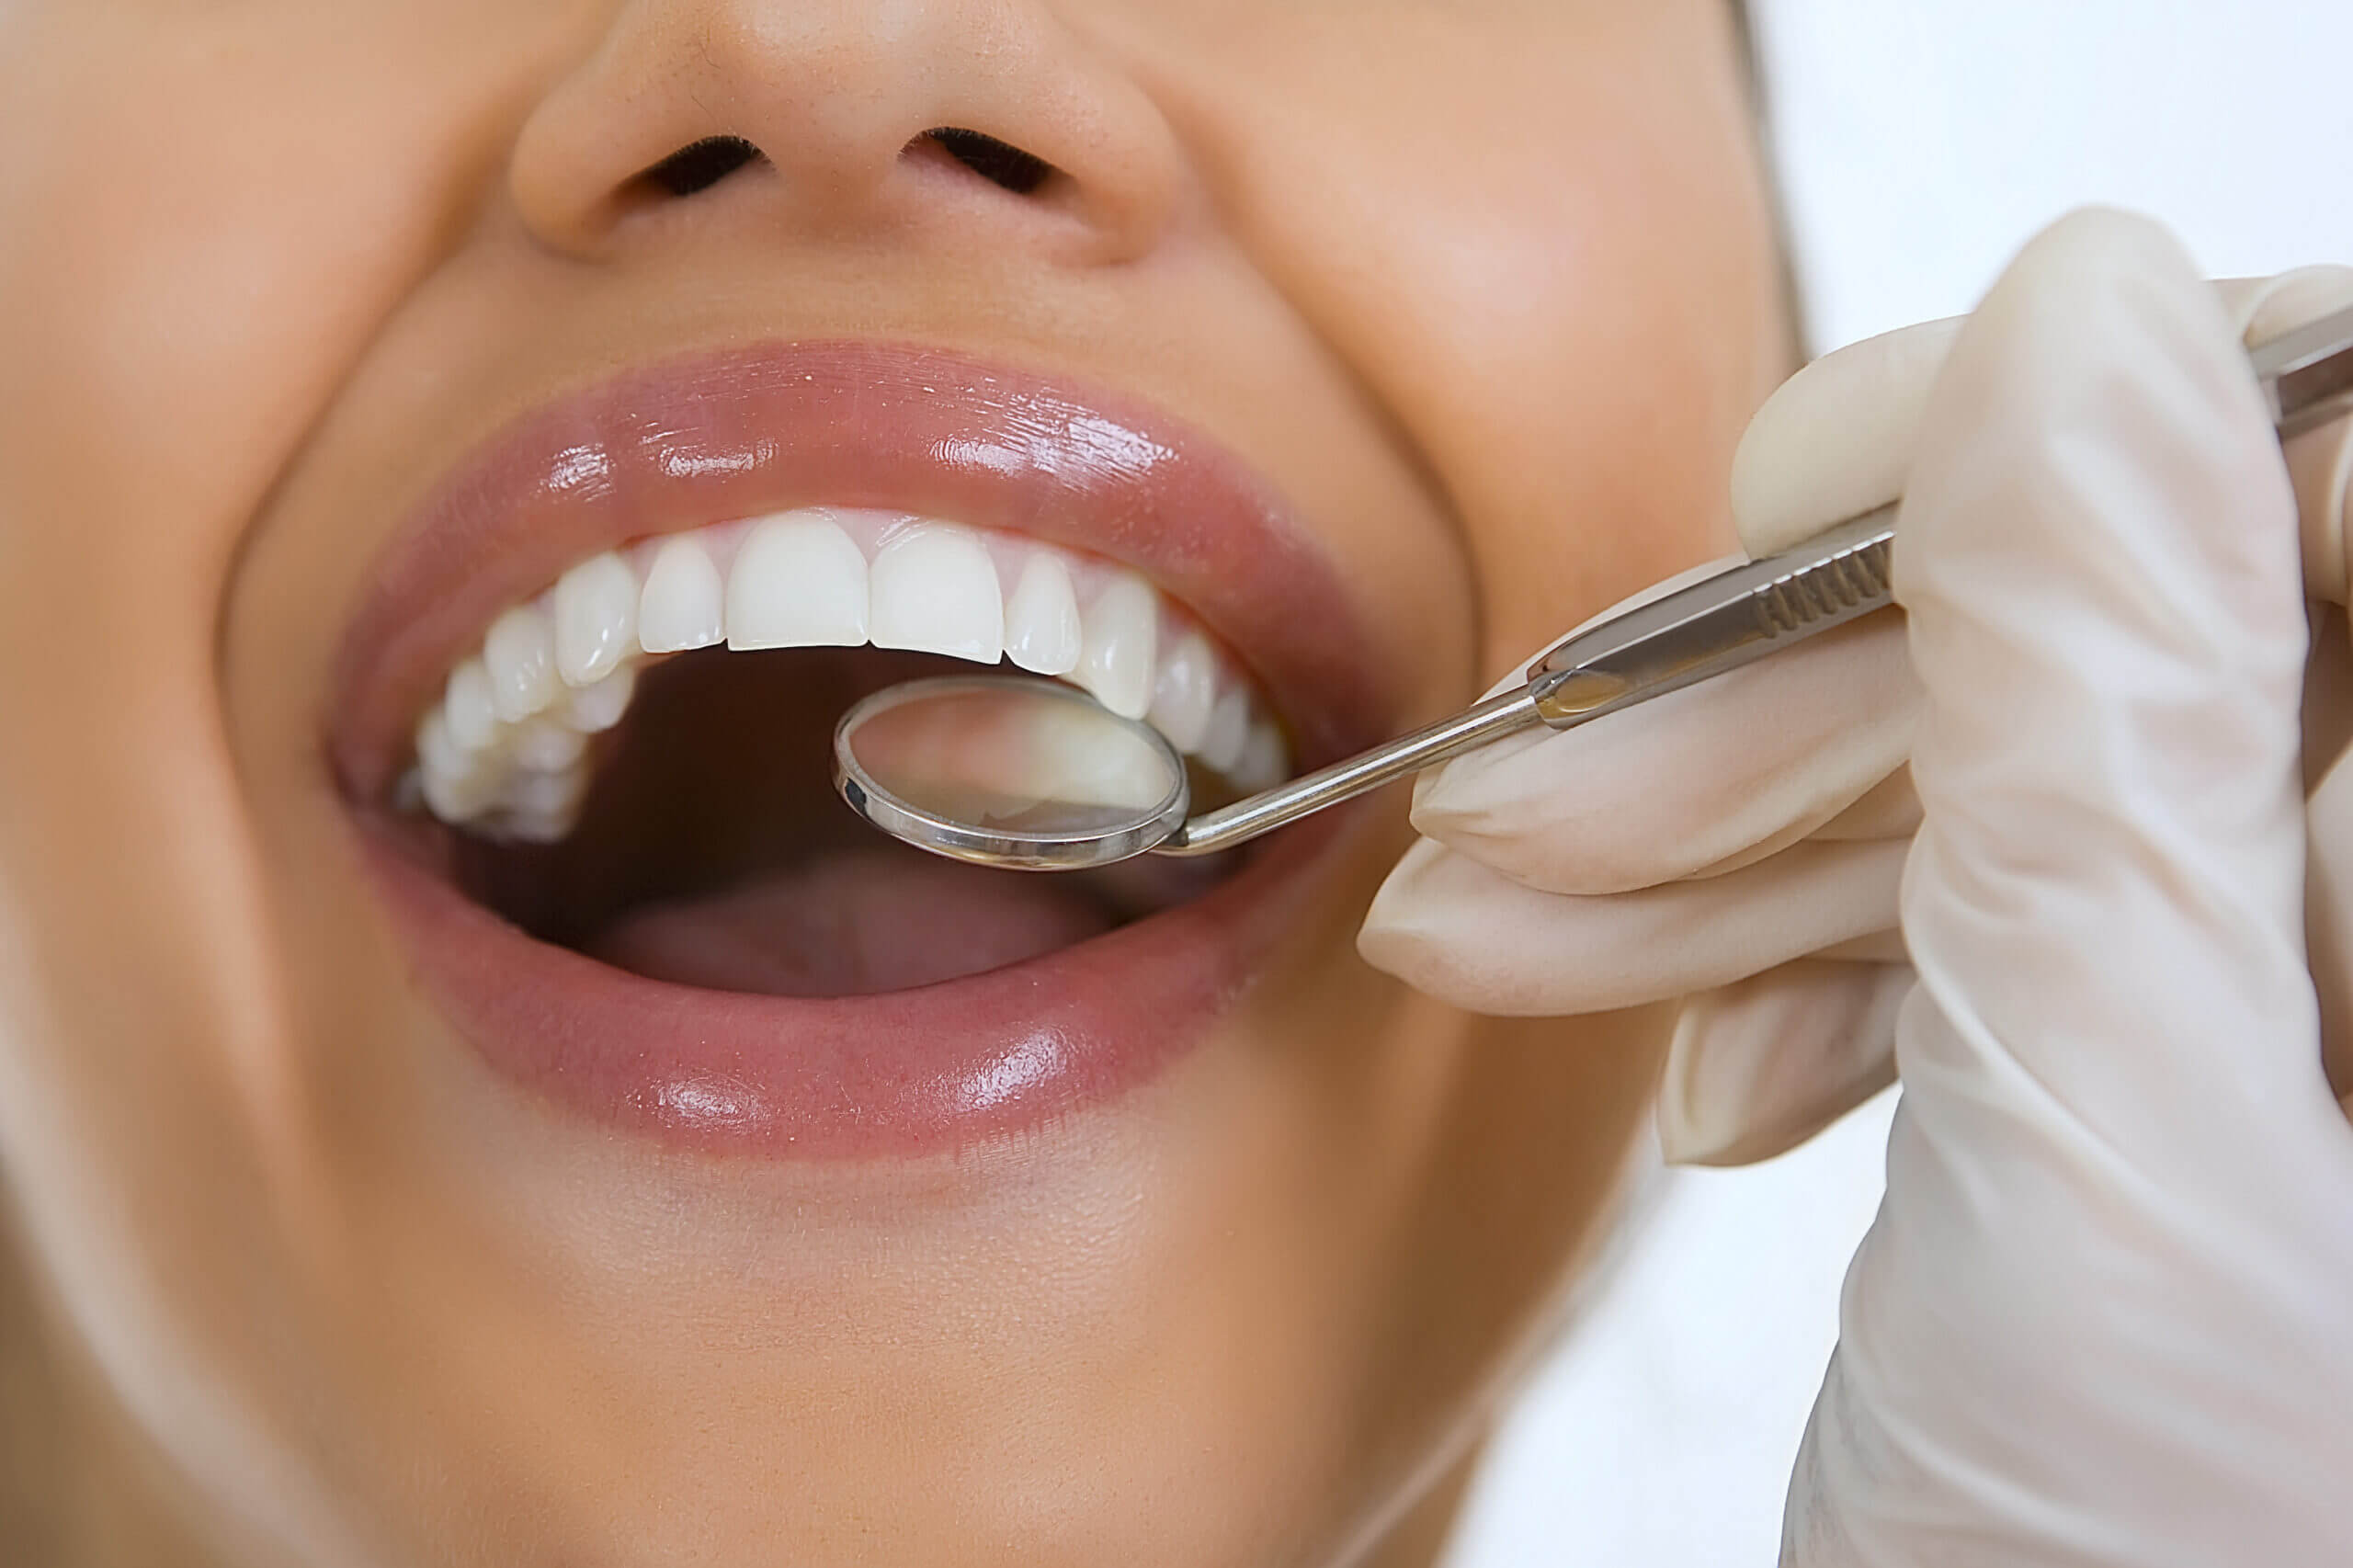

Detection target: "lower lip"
[358, 808, 1355, 1160]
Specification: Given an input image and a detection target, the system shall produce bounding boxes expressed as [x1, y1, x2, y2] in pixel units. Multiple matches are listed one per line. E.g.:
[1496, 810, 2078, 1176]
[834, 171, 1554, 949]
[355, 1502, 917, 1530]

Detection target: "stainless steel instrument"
[835, 303, 2353, 871]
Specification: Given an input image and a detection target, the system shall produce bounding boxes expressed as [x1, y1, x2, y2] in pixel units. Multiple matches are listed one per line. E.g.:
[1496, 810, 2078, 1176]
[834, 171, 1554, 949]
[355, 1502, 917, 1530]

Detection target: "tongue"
[583, 847, 1116, 996]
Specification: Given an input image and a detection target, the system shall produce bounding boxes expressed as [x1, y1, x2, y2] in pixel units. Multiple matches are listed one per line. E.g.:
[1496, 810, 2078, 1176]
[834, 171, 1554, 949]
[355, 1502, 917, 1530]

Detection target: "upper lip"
[329, 340, 1397, 802]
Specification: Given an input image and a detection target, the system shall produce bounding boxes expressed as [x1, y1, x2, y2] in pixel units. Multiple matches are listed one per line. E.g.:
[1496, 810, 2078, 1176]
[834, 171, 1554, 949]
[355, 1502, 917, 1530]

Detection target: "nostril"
[637, 135, 766, 199]
[915, 128, 1057, 197]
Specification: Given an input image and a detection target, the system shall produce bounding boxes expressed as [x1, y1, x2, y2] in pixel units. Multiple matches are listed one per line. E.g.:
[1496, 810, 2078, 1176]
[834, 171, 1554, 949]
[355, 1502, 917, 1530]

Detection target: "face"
[0, 3, 1781, 1563]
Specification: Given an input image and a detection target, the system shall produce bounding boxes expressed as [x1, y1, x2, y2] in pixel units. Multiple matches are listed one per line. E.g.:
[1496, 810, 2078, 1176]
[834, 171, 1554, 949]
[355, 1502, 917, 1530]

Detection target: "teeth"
[483, 605, 559, 722]
[1199, 689, 1251, 775]
[1147, 631, 1218, 755]
[1003, 551, 1083, 676]
[869, 524, 1004, 664]
[726, 510, 869, 650]
[558, 663, 636, 733]
[410, 514, 1287, 836]
[1231, 720, 1290, 793]
[443, 657, 499, 753]
[552, 552, 640, 686]
[416, 712, 499, 821]
[1075, 571, 1158, 721]
[511, 717, 588, 772]
[637, 536, 724, 653]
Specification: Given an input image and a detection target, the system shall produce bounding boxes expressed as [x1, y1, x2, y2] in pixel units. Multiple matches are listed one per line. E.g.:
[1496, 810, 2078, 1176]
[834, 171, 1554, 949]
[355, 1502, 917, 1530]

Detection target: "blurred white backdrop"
[1443, 4, 2353, 1563]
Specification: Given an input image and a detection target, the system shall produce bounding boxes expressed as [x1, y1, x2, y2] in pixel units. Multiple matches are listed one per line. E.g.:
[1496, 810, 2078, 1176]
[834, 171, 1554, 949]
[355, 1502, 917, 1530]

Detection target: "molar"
[1075, 571, 1158, 721]
[726, 511, 869, 650]
[1003, 551, 1082, 676]
[868, 524, 1004, 664]
[637, 536, 724, 653]
[552, 551, 640, 685]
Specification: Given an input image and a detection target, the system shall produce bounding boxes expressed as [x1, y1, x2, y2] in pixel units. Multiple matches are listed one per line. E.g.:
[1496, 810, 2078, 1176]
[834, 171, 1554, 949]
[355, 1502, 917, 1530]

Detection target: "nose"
[510, 0, 1182, 267]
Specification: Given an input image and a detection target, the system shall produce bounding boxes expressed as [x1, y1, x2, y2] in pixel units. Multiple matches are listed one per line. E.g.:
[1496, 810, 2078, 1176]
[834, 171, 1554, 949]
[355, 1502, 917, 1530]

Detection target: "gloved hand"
[1365, 207, 2353, 1563]
[1360, 215, 2353, 1166]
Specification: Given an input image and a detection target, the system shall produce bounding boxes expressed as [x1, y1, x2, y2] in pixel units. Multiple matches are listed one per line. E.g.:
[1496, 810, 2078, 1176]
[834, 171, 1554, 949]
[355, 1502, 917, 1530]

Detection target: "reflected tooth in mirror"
[510, 717, 587, 772]
[443, 656, 499, 753]
[638, 535, 725, 653]
[1231, 720, 1290, 793]
[869, 524, 1005, 664]
[553, 551, 640, 685]
[558, 663, 636, 733]
[726, 511, 870, 650]
[483, 604, 560, 722]
[1003, 551, 1082, 676]
[1199, 688, 1251, 774]
[1075, 571, 1158, 720]
[1147, 631, 1217, 755]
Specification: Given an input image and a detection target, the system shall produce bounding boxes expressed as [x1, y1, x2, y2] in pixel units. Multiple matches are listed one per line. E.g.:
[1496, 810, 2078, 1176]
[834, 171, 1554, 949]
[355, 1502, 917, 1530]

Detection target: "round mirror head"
[834, 676, 1189, 870]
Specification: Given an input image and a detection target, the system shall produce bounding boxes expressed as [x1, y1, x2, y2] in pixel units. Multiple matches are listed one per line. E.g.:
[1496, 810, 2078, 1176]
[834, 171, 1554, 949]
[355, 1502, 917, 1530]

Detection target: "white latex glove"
[1360, 215, 2353, 1167]
[1370, 207, 2353, 1563]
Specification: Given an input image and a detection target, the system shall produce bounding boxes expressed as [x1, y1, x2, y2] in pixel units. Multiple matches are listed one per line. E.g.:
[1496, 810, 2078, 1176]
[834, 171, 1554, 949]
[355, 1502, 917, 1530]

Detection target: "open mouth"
[333, 344, 1392, 1157]
[409, 506, 1288, 993]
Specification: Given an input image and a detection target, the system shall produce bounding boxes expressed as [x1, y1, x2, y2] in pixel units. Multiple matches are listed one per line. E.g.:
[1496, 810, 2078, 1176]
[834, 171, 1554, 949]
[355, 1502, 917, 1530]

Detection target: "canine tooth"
[483, 604, 559, 722]
[558, 663, 636, 733]
[443, 657, 500, 753]
[1147, 631, 1218, 754]
[1199, 688, 1251, 774]
[1003, 552, 1082, 676]
[638, 536, 724, 653]
[510, 717, 587, 771]
[1232, 721, 1289, 793]
[1076, 572, 1158, 721]
[553, 551, 639, 685]
[726, 511, 869, 649]
[869, 524, 1005, 664]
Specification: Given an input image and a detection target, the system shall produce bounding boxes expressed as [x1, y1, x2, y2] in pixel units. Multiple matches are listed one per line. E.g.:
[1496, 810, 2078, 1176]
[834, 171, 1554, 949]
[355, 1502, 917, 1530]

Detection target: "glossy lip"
[332, 341, 1399, 1159]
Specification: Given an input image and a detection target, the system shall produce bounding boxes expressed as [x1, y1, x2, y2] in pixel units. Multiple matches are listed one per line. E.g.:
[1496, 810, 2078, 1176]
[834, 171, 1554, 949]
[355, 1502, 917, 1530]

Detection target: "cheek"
[1106, 0, 1784, 683]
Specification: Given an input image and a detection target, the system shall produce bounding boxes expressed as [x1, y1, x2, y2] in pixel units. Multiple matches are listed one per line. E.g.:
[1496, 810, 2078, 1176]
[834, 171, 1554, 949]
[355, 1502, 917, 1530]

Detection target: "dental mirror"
[834, 676, 1192, 870]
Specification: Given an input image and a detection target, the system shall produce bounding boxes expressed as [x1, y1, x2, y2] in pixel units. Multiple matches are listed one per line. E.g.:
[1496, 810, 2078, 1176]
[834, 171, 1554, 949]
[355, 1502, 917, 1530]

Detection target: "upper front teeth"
[410, 508, 1290, 842]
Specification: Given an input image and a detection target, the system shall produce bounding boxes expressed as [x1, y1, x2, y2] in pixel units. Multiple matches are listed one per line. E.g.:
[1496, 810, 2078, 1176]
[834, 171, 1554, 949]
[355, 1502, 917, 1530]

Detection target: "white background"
[1445, 4, 2353, 1563]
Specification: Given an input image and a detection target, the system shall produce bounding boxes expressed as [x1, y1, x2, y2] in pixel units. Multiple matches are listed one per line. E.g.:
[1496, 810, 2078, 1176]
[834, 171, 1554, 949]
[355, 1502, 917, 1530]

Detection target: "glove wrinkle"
[1791, 210, 2353, 1568]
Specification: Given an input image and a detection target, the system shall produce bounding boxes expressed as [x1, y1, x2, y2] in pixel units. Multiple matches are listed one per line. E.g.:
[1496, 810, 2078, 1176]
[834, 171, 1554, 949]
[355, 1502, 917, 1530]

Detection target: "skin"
[0, 2, 1784, 1564]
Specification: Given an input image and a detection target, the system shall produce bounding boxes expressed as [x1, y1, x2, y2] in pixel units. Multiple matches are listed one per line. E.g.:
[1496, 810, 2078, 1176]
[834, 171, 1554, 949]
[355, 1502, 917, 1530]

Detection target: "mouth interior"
[434, 648, 1240, 997]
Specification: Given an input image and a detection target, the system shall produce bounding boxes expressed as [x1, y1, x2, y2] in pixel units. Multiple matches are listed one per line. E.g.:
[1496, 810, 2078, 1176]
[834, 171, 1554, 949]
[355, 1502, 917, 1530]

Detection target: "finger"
[1410, 611, 1918, 896]
[1658, 960, 1908, 1167]
[1733, 317, 1964, 557]
[1898, 207, 2337, 1176]
[1358, 833, 1904, 1017]
[2220, 267, 2353, 604]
